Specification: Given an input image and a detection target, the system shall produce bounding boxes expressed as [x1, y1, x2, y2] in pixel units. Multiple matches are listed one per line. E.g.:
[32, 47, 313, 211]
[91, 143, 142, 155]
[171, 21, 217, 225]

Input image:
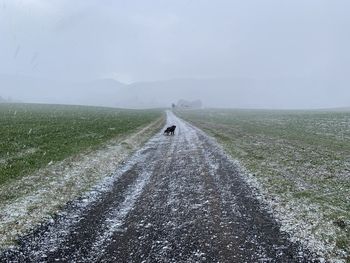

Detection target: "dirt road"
[1, 111, 316, 262]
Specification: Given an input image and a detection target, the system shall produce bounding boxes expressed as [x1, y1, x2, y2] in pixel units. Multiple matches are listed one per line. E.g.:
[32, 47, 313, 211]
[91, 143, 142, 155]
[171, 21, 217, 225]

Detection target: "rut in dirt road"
[1, 111, 316, 262]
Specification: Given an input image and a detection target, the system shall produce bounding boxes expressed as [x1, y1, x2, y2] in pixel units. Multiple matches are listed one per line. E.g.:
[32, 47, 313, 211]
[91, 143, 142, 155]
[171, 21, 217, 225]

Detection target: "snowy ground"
[0, 116, 164, 251]
[1, 111, 317, 262]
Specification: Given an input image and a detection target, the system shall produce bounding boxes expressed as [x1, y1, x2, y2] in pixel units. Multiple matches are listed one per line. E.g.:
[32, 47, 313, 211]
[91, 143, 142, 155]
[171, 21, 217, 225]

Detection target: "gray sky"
[1, 0, 349, 82]
[1, 0, 349, 108]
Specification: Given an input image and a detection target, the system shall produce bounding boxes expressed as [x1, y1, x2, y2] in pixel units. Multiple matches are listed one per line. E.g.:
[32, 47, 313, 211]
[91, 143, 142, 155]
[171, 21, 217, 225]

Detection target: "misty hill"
[0, 75, 125, 107]
[127, 78, 349, 109]
[0, 95, 19, 103]
[0, 74, 348, 109]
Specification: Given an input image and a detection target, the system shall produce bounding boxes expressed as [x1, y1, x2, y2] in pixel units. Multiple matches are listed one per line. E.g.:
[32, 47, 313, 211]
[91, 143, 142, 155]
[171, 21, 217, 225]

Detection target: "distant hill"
[0, 95, 18, 103]
[0, 74, 349, 109]
[126, 78, 349, 109]
[0, 75, 125, 107]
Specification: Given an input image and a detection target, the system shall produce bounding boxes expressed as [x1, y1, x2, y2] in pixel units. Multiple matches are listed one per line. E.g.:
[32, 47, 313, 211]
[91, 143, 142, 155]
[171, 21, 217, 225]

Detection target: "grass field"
[177, 109, 350, 261]
[0, 103, 163, 185]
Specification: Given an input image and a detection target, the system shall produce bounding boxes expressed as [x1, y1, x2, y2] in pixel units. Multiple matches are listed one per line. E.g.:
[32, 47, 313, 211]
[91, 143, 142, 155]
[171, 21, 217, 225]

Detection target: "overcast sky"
[1, 0, 349, 84]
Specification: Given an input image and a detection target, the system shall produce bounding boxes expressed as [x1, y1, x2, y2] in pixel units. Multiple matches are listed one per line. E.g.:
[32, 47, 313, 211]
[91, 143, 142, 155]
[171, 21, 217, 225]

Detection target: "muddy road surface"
[1, 111, 316, 262]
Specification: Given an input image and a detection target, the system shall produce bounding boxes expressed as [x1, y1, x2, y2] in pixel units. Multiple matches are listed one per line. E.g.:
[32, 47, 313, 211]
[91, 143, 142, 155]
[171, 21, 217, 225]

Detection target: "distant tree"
[171, 103, 176, 109]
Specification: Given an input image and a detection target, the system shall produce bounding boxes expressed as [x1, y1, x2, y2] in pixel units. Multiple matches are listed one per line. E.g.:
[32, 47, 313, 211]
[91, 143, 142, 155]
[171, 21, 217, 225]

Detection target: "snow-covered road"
[1, 111, 315, 262]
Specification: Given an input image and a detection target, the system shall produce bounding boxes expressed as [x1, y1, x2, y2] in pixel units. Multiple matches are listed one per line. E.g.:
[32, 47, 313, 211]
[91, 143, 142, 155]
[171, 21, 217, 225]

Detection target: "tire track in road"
[1, 111, 316, 262]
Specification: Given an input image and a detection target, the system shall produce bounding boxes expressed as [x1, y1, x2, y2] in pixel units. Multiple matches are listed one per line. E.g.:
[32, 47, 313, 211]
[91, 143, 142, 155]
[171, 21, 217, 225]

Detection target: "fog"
[1, 0, 349, 109]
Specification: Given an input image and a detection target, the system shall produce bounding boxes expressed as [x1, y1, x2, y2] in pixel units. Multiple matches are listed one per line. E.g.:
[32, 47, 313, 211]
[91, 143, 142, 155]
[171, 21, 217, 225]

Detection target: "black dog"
[164, 125, 176, 135]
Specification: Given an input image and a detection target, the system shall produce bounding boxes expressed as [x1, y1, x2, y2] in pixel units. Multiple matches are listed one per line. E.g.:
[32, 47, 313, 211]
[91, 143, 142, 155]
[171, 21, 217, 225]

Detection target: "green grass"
[0, 103, 163, 185]
[177, 108, 350, 259]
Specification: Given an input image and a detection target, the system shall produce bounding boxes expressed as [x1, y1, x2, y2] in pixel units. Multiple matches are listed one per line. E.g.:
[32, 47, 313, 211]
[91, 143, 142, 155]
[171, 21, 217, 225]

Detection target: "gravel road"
[1, 111, 317, 262]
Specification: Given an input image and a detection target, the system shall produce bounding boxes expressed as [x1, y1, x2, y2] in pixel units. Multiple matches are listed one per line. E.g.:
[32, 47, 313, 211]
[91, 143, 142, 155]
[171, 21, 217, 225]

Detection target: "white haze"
[0, 0, 349, 109]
